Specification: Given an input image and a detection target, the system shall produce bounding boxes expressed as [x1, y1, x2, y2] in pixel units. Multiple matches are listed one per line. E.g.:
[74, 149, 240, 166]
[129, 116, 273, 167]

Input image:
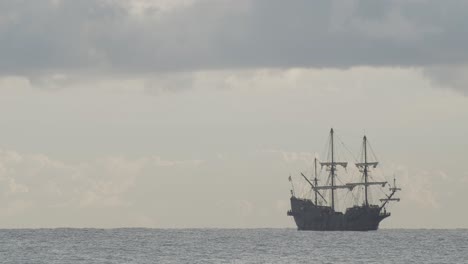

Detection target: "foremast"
[313, 157, 318, 205]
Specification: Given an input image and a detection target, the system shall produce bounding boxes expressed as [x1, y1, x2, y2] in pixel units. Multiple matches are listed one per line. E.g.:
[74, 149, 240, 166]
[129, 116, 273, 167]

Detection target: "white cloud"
[122, 0, 198, 15]
[0, 149, 204, 225]
[262, 149, 317, 165]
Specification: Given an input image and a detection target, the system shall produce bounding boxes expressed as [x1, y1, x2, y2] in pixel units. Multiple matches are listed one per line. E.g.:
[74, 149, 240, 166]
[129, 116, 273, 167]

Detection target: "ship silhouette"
[287, 128, 401, 231]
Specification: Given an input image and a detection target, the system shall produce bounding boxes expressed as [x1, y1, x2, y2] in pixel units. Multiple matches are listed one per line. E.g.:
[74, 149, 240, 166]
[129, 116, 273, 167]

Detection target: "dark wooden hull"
[287, 197, 390, 231]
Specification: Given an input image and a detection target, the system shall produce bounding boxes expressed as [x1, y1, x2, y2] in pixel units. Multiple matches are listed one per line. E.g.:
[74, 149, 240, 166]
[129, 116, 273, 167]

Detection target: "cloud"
[262, 149, 317, 165]
[423, 65, 468, 95]
[0, 149, 204, 215]
[390, 164, 458, 210]
[2, 0, 468, 79]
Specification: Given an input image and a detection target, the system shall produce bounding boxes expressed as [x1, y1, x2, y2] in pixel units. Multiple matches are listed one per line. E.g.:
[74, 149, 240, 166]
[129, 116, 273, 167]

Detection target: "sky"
[0, 0, 468, 228]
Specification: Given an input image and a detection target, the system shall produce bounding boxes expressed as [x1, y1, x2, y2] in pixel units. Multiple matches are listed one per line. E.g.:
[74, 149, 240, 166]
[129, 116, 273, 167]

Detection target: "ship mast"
[379, 176, 401, 210]
[364, 136, 369, 207]
[347, 135, 387, 206]
[301, 172, 327, 204]
[330, 129, 336, 210]
[317, 128, 350, 211]
[314, 157, 318, 205]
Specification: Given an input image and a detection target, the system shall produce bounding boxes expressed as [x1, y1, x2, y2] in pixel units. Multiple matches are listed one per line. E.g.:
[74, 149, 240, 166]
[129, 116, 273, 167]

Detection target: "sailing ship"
[287, 128, 401, 231]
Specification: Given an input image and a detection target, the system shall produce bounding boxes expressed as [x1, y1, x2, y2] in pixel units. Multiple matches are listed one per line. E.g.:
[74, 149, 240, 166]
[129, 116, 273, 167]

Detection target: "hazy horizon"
[1, 0, 468, 229]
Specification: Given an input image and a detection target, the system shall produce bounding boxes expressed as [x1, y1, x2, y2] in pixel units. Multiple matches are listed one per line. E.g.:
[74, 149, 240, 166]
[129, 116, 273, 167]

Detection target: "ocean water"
[0, 229, 467, 264]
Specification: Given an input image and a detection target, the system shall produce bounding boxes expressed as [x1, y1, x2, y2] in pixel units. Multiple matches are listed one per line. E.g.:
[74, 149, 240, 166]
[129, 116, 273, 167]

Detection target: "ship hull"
[287, 197, 389, 231]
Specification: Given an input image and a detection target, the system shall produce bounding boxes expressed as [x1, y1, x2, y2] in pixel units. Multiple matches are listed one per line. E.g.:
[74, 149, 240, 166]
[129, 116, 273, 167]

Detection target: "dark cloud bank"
[1, 0, 468, 92]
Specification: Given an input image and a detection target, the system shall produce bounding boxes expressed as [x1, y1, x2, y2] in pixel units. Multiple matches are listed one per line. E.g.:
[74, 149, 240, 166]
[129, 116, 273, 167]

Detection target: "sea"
[0, 229, 467, 264]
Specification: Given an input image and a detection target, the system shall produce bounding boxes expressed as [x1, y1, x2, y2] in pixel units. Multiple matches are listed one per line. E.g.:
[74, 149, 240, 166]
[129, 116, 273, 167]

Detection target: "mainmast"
[317, 128, 350, 211]
[364, 136, 369, 206]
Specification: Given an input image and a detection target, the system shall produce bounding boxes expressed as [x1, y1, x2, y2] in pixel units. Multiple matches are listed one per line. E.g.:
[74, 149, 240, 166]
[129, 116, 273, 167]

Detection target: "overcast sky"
[0, 0, 467, 228]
